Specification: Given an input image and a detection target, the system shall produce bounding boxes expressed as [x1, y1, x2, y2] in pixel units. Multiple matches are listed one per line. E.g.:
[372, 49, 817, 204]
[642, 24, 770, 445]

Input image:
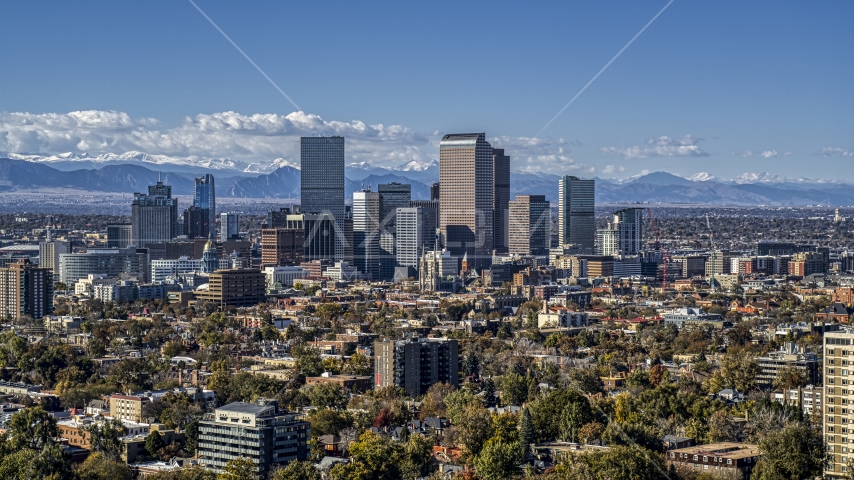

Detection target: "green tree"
[158, 392, 204, 430]
[519, 407, 535, 450]
[751, 422, 827, 480]
[343, 352, 371, 376]
[559, 401, 585, 443]
[708, 350, 758, 393]
[308, 408, 351, 437]
[399, 433, 434, 480]
[145, 430, 165, 459]
[217, 457, 258, 480]
[461, 349, 479, 377]
[555, 444, 667, 480]
[296, 348, 324, 377]
[578, 421, 605, 445]
[419, 382, 454, 420]
[0, 442, 72, 480]
[500, 370, 528, 406]
[482, 378, 497, 407]
[772, 365, 808, 390]
[83, 418, 127, 459]
[4, 406, 58, 450]
[304, 382, 348, 410]
[271, 461, 321, 480]
[473, 437, 523, 480]
[185, 419, 200, 456]
[147, 465, 217, 479]
[444, 388, 482, 424]
[162, 340, 185, 358]
[74, 452, 131, 480]
[529, 389, 592, 443]
[455, 403, 494, 459]
[346, 431, 402, 480]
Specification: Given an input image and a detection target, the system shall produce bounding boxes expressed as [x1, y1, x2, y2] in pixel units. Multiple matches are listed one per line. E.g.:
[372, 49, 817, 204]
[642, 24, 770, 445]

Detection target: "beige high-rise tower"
[439, 133, 494, 270]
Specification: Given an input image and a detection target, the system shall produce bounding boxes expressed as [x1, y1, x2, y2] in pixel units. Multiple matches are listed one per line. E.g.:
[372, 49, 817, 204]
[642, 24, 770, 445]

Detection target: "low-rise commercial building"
[664, 308, 727, 329]
[666, 442, 760, 478]
[193, 269, 266, 307]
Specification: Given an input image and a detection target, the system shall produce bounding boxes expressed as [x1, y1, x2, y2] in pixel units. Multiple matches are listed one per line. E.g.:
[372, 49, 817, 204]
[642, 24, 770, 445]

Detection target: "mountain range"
[0, 156, 851, 206]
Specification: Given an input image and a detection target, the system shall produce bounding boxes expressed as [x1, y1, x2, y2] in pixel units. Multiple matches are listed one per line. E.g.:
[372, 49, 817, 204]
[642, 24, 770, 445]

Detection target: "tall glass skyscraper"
[301, 136, 345, 260]
[492, 148, 510, 254]
[353, 189, 381, 280]
[558, 175, 595, 250]
[193, 174, 216, 238]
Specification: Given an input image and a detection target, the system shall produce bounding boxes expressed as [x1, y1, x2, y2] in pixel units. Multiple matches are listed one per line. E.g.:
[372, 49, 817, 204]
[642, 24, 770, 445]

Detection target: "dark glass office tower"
[193, 174, 216, 238]
[301, 136, 345, 260]
[557, 175, 595, 251]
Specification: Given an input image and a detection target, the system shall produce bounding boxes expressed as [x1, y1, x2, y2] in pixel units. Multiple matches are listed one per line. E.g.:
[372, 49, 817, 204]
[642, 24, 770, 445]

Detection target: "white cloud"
[490, 136, 591, 173]
[0, 109, 433, 171]
[818, 147, 854, 157]
[0, 110, 594, 174]
[733, 149, 779, 158]
[601, 135, 709, 159]
[600, 164, 625, 175]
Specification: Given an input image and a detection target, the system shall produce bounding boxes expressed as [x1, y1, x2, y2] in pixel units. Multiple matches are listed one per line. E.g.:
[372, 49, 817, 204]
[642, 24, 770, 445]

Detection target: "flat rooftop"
[670, 442, 760, 460]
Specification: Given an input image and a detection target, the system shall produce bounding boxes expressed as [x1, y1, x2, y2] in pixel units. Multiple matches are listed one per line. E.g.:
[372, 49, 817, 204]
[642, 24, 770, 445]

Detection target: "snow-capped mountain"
[396, 159, 438, 172]
[243, 158, 300, 174]
[730, 172, 788, 184]
[688, 172, 717, 182]
[3, 150, 246, 172]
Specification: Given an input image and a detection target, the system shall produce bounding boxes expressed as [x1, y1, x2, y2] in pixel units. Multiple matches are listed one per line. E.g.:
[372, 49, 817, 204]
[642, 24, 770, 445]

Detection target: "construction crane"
[646, 208, 670, 291]
[706, 214, 717, 292]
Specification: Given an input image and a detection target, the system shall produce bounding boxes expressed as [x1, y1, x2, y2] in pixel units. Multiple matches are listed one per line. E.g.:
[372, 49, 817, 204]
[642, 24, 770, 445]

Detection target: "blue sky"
[0, 1, 852, 180]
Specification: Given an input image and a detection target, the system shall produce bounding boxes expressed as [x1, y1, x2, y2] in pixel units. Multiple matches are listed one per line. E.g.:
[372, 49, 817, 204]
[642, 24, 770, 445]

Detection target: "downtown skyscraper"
[301, 136, 346, 261]
[492, 148, 510, 254]
[132, 180, 178, 248]
[438, 133, 501, 270]
[557, 175, 595, 251]
[353, 189, 381, 280]
[192, 174, 216, 238]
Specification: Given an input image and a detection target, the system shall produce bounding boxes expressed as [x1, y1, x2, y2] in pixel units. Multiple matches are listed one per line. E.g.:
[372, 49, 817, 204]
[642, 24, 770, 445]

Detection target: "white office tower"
[395, 207, 433, 269]
[353, 189, 381, 280]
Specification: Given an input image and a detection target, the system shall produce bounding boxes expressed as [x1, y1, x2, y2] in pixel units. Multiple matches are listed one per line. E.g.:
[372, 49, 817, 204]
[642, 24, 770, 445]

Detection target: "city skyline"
[0, 2, 851, 181]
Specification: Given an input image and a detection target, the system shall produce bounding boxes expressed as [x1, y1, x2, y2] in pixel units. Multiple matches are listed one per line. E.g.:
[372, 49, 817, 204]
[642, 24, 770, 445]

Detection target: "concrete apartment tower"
[300, 136, 346, 261]
[557, 175, 595, 251]
[438, 133, 495, 270]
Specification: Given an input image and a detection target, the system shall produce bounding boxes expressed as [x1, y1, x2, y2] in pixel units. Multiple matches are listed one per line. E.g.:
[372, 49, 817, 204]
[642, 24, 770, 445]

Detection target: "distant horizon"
[1, 148, 852, 187]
